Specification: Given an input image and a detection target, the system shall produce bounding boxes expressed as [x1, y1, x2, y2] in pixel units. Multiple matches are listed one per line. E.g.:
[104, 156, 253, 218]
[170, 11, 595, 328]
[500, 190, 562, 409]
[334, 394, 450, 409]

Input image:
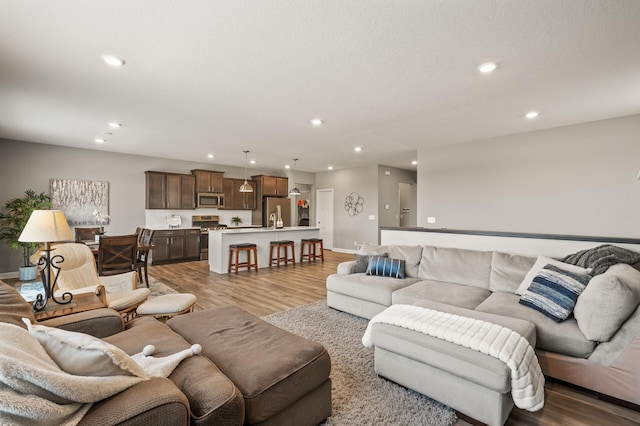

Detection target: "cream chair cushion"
[52, 243, 101, 290]
[107, 289, 151, 312]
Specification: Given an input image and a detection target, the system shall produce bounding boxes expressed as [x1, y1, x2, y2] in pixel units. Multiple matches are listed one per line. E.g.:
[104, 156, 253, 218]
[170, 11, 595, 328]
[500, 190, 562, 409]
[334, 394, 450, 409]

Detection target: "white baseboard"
[331, 248, 357, 254]
[0, 272, 19, 279]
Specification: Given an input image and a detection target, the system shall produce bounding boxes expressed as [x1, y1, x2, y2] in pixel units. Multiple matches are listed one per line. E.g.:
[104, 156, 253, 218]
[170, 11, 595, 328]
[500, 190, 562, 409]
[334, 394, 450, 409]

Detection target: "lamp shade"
[19, 210, 73, 243]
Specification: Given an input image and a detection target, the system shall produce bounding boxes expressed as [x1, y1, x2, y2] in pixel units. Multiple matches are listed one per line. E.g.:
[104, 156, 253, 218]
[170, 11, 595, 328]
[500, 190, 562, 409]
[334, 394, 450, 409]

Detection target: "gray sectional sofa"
[326, 243, 640, 425]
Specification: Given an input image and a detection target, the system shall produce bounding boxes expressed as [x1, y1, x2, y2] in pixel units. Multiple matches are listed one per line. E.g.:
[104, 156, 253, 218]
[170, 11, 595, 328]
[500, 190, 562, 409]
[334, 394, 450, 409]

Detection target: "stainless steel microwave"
[197, 193, 225, 208]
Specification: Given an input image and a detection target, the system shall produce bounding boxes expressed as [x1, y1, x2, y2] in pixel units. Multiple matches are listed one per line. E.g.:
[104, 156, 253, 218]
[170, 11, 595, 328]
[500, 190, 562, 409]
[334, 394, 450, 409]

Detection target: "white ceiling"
[1, 1, 639, 173]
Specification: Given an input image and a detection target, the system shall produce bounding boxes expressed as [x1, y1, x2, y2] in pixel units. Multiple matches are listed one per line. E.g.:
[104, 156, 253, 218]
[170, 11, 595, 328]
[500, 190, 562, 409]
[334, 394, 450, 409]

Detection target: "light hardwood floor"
[152, 251, 640, 426]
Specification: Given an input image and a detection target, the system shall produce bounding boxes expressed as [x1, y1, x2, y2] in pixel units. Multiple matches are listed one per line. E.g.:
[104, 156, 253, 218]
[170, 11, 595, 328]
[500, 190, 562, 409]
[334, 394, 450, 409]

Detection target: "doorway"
[316, 189, 334, 249]
[398, 182, 416, 227]
[295, 185, 312, 226]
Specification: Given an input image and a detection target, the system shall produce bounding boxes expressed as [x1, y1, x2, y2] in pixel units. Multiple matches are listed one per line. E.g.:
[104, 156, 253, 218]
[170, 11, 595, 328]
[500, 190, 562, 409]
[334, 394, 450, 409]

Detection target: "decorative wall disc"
[344, 192, 364, 216]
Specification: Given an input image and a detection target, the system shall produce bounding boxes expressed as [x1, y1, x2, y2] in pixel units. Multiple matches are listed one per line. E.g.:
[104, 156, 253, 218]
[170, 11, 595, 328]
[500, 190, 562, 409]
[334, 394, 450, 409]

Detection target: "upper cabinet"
[254, 175, 288, 197]
[192, 170, 224, 193]
[222, 178, 256, 210]
[145, 171, 196, 209]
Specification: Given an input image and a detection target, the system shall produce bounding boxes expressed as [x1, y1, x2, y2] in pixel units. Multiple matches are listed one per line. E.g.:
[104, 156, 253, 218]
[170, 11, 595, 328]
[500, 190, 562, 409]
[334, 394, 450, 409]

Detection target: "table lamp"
[18, 210, 74, 311]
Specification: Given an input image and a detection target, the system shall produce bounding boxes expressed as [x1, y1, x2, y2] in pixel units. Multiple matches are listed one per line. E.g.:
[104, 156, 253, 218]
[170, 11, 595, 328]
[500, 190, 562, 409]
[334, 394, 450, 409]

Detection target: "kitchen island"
[208, 226, 321, 274]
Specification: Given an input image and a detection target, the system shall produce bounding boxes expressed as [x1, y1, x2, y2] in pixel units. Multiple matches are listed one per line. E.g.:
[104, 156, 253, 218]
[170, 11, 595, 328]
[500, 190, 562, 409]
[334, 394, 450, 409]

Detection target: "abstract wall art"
[49, 179, 109, 226]
[344, 192, 364, 217]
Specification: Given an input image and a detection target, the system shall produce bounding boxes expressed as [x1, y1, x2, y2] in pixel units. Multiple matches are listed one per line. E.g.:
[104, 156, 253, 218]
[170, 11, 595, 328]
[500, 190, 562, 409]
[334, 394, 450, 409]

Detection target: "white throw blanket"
[362, 304, 545, 411]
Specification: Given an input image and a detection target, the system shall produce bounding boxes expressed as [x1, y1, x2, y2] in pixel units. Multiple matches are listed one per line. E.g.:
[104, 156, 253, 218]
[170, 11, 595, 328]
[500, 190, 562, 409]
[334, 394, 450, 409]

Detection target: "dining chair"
[135, 228, 155, 287]
[98, 234, 138, 277]
[51, 242, 150, 322]
[75, 227, 101, 242]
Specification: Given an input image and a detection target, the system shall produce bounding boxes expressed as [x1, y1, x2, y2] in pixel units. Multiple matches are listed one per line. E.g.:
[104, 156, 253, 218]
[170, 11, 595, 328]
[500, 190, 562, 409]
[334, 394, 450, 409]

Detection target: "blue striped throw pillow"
[366, 256, 405, 279]
[519, 264, 591, 322]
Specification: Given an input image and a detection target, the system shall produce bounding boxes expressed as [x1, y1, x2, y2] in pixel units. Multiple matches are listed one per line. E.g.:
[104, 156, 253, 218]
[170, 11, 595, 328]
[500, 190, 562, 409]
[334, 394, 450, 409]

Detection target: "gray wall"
[0, 139, 283, 273]
[316, 165, 379, 250]
[417, 114, 640, 238]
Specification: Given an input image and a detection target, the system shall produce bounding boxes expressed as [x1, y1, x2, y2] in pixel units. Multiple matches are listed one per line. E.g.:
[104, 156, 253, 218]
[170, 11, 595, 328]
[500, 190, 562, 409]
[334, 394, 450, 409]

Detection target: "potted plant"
[231, 216, 243, 227]
[0, 190, 51, 280]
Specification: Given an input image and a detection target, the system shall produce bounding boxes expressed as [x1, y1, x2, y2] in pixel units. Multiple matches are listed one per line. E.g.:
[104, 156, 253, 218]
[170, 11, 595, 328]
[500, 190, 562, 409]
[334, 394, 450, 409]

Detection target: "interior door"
[316, 189, 333, 249]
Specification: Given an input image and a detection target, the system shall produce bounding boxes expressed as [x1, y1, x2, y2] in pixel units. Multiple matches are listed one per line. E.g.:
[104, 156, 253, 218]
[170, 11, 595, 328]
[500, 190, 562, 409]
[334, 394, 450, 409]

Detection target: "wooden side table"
[32, 285, 107, 321]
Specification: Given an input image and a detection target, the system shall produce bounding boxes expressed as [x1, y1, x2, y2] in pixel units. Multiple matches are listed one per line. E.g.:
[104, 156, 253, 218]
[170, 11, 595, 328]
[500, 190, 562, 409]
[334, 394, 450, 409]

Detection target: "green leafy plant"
[0, 190, 52, 267]
[231, 216, 243, 226]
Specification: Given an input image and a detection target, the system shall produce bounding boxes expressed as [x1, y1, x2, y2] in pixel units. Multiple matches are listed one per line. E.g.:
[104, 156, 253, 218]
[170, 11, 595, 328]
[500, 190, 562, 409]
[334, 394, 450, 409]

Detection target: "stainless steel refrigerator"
[263, 197, 291, 227]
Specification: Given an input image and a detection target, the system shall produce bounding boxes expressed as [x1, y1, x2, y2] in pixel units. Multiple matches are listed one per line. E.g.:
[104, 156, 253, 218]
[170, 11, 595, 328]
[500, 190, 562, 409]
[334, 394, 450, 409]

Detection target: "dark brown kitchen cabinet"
[192, 169, 224, 193]
[253, 175, 288, 197]
[146, 172, 167, 209]
[166, 174, 182, 209]
[181, 175, 196, 209]
[222, 178, 256, 210]
[184, 229, 201, 258]
[145, 171, 196, 209]
[151, 229, 200, 264]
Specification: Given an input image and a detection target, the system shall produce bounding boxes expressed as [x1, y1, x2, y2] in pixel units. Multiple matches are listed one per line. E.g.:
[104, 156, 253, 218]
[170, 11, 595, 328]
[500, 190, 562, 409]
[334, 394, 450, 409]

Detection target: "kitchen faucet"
[269, 212, 277, 229]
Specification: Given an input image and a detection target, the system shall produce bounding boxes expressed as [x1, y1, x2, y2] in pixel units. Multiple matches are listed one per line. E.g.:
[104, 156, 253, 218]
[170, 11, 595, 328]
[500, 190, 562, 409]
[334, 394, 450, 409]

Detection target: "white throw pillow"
[573, 264, 640, 342]
[516, 255, 590, 295]
[23, 319, 148, 378]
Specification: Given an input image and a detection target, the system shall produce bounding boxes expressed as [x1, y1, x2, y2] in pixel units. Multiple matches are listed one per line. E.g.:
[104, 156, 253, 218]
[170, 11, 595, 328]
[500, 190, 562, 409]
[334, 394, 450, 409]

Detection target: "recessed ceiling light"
[94, 138, 105, 144]
[101, 55, 126, 67]
[478, 62, 498, 73]
[311, 118, 323, 126]
[207, 154, 214, 159]
[354, 146, 362, 153]
[108, 122, 122, 128]
[525, 111, 540, 119]
[285, 164, 291, 169]
[250, 160, 256, 164]
[327, 166, 333, 170]
[411, 160, 418, 166]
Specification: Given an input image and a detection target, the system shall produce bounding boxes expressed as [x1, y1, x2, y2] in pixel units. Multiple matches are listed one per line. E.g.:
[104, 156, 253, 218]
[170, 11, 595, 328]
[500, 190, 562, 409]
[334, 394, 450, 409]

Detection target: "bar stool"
[300, 238, 324, 262]
[228, 243, 258, 274]
[269, 240, 296, 268]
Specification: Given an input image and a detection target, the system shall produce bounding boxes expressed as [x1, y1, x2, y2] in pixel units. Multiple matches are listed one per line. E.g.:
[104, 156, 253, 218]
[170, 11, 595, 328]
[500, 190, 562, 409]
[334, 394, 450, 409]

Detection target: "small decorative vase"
[19, 265, 38, 281]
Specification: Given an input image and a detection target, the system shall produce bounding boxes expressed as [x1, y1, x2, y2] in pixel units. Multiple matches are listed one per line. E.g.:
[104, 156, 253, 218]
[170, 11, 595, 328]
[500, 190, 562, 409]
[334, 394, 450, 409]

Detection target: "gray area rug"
[262, 301, 457, 426]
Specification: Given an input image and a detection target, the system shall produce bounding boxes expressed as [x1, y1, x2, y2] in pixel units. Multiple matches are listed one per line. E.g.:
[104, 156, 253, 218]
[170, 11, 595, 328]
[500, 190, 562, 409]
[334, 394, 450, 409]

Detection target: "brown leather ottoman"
[167, 305, 332, 426]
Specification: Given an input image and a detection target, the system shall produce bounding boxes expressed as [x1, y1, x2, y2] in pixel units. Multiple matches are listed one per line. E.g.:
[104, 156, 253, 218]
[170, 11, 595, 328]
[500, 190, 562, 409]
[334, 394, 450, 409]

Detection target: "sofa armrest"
[337, 260, 356, 275]
[39, 308, 124, 338]
[79, 377, 190, 426]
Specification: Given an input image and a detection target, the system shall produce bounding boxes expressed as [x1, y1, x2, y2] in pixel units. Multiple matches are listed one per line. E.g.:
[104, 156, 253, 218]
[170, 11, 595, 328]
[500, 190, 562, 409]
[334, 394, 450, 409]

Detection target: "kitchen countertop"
[148, 226, 201, 231]
[214, 226, 319, 234]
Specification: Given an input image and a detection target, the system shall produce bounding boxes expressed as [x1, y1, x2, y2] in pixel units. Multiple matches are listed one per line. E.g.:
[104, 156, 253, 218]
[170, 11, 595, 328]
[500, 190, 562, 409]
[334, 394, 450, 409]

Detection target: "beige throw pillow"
[573, 264, 640, 342]
[516, 255, 589, 295]
[23, 319, 149, 378]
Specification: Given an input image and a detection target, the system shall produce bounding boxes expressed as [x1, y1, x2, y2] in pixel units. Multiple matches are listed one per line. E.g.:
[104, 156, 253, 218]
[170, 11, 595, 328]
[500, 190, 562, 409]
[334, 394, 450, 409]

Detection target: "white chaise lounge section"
[363, 304, 545, 411]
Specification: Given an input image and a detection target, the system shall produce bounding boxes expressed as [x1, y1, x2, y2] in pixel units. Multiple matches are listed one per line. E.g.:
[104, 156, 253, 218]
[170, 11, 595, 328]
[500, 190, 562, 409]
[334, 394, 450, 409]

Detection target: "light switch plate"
[427, 217, 436, 224]
[368, 215, 376, 220]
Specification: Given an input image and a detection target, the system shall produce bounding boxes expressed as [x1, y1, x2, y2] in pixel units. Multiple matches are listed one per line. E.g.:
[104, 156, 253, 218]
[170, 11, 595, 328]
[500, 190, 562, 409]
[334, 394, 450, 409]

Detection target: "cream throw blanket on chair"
[362, 304, 545, 411]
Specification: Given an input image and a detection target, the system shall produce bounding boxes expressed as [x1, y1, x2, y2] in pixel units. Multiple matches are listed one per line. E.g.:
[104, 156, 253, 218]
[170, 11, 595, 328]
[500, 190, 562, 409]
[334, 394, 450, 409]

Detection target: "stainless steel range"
[191, 215, 228, 260]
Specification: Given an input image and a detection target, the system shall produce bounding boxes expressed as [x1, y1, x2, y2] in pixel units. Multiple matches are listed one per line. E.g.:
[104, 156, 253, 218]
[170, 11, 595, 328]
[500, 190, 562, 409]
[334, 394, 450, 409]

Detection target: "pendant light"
[239, 150, 254, 193]
[289, 158, 301, 196]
